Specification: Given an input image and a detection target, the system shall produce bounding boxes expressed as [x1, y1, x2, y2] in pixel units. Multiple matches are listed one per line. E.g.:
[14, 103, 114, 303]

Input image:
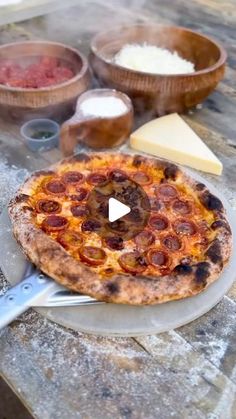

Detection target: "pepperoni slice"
[147, 249, 169, 267]
[36, 199, 61, 214]
[141, 196, 151, 211]
[172, 199, 192, 215]
[132, 171, 152, 185]
[44, 179, 66, 195]
[162, 234, 182, 251]
[62, 171, 84, 184]
[108, 169, 128, 182]
[75, 187, 88, 200]
[156, 184, 178, 201]
[67, 189, 88, 202]
[71, 204, 89, 217]
[42, 215, 68, 232]
[134, 230, 155, 248]
[107, 220, 129, 234]
[149, 215, 168, 230]
[118, 251, 147, 274]
[58, 230, 83, 249]
[125, 207, 142, 222]
[81, 219, 101, 232]
[98, 201, 109, 218]
[174, 219, 197, 236]
[105, 236, 124, 250]
[149, 198, 163, 212]
[79, 246, 106, 266]
[87, 172, 107, 185]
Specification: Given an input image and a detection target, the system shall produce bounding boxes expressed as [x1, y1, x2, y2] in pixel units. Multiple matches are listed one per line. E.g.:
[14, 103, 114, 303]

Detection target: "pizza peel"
[0, 259, 103, 330]
[0, 169, 235, 336]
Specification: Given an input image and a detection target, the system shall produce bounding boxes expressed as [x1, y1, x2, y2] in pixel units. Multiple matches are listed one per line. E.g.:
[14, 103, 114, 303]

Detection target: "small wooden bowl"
[90, 24, 227, 116]
[0, 41, 91, 122]
[60, 88, 133, 156]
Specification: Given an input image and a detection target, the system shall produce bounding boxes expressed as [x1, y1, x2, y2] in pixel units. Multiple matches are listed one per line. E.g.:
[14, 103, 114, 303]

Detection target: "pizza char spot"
[164, 164, 179, 180]
[22, 205, 34, 212]
[70, 153, 91, 162]
[106, 281, 120, 294]
[15, 193, 29, 203]
[196, 183, 206, 191]
[205, 240, 222, 264]
[200, 192, 223, 211]
[34, 170, 55, 177]
[132, 155, 146, 167]
[180, 256, 192, 265]
[195, 262, 210, 285]
[174, 264, 193, 275]
[211, 220, 231, 232]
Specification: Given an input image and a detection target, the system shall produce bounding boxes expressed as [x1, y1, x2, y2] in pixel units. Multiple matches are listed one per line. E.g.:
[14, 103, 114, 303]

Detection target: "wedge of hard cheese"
[130, 113, 222, 175]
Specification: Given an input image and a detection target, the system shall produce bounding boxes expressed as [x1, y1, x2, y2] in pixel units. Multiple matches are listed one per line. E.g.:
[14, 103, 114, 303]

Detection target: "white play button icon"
[108, 197, 131, 223]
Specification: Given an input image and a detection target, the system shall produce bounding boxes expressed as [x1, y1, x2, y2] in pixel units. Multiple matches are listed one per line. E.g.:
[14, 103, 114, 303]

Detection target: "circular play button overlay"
[85, 171, 151, 242]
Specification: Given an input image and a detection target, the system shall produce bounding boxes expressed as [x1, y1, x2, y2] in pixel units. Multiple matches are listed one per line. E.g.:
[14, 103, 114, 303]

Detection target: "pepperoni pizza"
[8, 153, 232, 305]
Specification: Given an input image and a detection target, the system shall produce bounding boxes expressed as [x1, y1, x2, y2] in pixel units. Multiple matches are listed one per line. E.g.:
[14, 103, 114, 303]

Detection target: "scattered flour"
[0, 159, 29, 212]
[0, 158, 29, 295]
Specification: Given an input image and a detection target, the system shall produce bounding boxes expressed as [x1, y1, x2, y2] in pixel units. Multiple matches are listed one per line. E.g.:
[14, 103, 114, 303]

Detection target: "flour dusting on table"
[0, 159, 29, 212]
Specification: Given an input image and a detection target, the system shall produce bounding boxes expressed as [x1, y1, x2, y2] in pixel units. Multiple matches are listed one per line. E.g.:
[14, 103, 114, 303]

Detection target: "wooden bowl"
[60, 88, 134, 155]
[89, 24, 227, 116]
[0, 41, 91, 123]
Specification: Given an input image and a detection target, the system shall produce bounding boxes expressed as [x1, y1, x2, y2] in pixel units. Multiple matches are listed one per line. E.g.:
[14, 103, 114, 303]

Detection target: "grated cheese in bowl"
[113, 43, 195, 75]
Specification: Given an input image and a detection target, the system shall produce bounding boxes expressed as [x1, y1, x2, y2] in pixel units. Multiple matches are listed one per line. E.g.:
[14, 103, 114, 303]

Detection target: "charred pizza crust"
[8, 153, 232, 305]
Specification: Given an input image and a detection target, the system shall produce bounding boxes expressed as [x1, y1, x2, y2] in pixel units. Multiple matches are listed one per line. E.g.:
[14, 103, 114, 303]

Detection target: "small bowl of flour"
[60, 88, 133, 155]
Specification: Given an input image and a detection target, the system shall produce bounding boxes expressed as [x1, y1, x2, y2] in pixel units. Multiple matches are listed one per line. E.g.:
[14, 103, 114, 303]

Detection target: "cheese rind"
[130, 113, 223, 175]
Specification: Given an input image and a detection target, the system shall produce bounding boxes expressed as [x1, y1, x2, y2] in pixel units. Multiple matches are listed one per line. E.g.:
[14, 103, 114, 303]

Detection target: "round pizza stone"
[0, 173, 235, 336]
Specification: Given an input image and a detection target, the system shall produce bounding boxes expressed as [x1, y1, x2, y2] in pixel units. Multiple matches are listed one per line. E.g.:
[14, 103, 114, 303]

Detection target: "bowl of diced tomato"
[0, 41, 91, 122]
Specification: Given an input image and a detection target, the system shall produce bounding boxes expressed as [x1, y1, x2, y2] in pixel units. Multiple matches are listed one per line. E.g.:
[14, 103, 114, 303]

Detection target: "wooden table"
[0, 1, 236, 418]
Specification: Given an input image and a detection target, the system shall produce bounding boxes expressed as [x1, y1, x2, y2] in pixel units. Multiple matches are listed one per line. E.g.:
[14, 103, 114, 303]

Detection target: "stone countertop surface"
[0, 1, 236, 418]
